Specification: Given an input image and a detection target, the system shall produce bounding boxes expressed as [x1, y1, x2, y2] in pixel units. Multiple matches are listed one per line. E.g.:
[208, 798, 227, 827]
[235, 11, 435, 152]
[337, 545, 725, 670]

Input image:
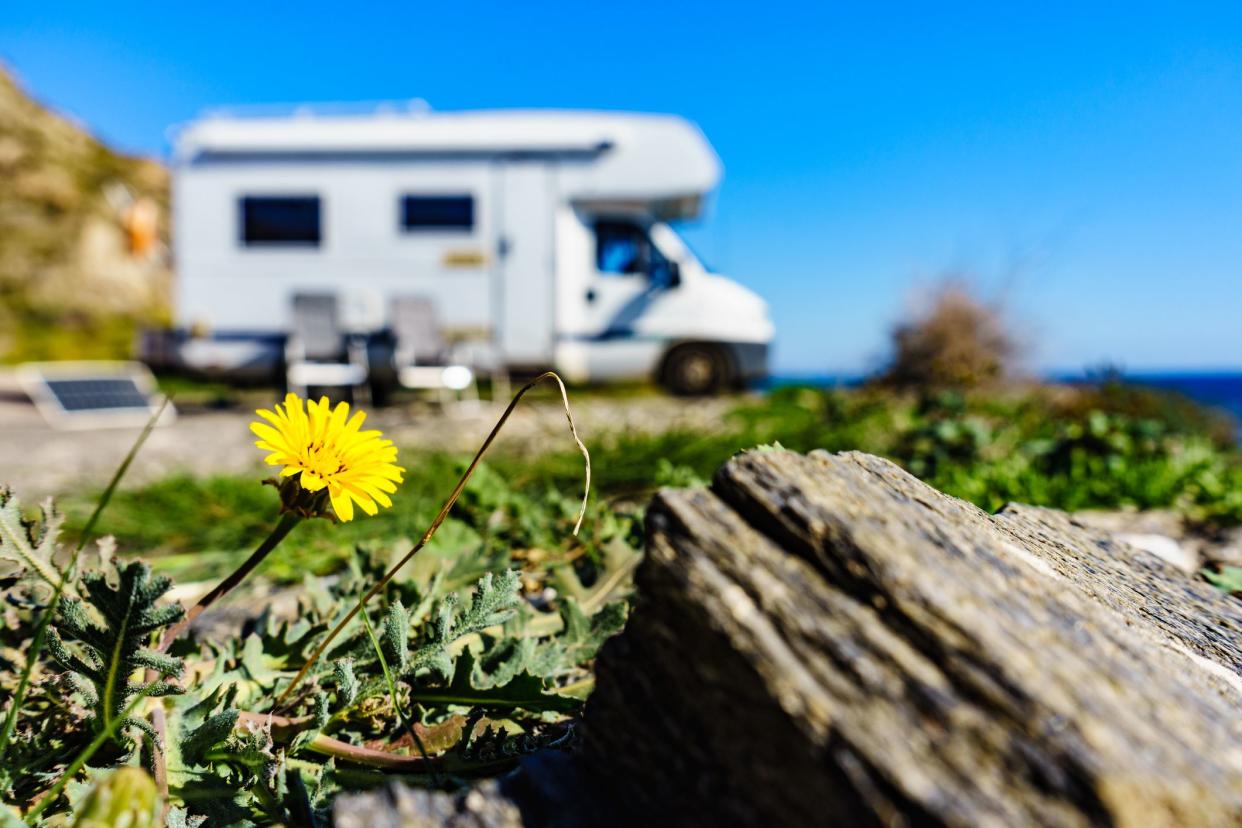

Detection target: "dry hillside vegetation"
[0, 64, 170, 361]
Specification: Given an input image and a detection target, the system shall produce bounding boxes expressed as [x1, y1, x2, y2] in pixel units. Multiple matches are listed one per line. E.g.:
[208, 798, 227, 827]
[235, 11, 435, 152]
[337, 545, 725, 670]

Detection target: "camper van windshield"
[595, 221, 647, 275]
[594, 220, 675, 285]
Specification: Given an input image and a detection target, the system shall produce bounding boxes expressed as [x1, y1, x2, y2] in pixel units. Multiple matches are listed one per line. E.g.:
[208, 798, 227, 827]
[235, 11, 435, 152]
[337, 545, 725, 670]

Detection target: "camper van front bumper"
[727, 341, 769, 382]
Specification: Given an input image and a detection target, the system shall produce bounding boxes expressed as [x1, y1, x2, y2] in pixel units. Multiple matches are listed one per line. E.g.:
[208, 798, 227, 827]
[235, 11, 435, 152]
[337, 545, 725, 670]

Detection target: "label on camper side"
[442, 250, 488, 268]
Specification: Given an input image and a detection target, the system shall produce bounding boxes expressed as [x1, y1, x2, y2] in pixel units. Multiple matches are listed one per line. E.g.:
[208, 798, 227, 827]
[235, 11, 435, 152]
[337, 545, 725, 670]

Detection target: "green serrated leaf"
[0, 488, 69, 597]
[475, 637, 536, 689]
[182, 709, 240, 766]
[402, 571, 522, 682]
[379, 600, 409, 673]
[49, 560, 184, 747]
[457, 570, 523, 634]
[408, 650, 577, 713]
[312, 692, 330, 727]
[524, 598, 627, 679]
[332, 659, 358, 707]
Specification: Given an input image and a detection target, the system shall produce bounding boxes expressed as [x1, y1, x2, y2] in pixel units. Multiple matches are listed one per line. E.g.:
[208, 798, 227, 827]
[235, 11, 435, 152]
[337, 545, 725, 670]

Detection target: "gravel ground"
[0, 371, 737, 498]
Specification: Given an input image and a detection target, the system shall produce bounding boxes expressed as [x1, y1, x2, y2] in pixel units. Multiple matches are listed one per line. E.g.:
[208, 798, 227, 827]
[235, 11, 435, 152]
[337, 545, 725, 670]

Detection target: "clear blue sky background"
[4, 2, 1241, 375]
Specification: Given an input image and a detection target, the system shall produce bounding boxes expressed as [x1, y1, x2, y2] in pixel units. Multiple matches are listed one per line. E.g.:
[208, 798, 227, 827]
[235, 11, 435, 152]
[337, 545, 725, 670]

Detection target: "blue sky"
[4, 2, 1241, 374]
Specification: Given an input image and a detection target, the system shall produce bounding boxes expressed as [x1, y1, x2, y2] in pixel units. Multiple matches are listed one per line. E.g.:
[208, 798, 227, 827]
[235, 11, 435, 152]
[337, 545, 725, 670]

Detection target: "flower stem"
[155, 511, 302, 653]
[275, 371, 590, 708]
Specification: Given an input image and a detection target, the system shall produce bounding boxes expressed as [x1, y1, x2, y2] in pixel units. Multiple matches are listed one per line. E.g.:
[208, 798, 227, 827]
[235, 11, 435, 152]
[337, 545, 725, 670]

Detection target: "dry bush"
[876, 281, 1017, 390]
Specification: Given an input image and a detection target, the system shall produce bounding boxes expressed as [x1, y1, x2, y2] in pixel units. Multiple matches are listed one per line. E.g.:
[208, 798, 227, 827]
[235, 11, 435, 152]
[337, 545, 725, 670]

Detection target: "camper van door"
[583, 218, 663, 337]
[496, 161, 555, 366]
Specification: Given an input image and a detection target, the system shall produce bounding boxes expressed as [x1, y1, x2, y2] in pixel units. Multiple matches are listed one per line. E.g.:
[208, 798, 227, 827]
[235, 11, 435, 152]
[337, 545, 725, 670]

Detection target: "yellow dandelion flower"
[250, 393, 404, 522]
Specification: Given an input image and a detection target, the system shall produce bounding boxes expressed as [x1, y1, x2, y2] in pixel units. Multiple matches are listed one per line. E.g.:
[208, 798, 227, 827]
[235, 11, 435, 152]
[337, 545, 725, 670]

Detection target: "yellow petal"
[250, 423, 292, 450]
[331, 400, 350, 434]
[351, 480, 393, 507]
[331, 489, 354, 522]
[300, 471, 327, 491]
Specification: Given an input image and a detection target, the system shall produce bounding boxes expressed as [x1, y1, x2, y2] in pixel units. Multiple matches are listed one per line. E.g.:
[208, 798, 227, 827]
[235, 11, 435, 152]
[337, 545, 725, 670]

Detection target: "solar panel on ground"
[16, 362, 175, 430]
[43, 378, 153, 412]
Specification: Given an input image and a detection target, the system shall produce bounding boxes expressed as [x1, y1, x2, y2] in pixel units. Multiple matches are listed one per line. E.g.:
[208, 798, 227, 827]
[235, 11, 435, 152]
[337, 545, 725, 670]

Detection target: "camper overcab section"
[170, 109, 772, 393]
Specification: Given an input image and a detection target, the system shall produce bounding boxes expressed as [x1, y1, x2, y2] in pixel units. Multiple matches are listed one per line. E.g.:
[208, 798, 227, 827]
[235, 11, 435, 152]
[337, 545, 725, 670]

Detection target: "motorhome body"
[169, 107, 773, 393]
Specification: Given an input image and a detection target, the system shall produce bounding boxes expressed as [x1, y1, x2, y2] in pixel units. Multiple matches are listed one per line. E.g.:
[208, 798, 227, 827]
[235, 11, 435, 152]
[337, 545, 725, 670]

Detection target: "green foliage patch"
[6, 378, 1239, 822]
[46, 561, 184, 746]
[1, 459, 640, 824]
[503, 383, 1242, 528]
[60, 382, 1242, 585]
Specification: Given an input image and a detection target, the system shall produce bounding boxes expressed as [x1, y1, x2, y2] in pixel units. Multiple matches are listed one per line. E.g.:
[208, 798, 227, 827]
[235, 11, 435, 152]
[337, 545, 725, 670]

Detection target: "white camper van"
[167, 107, 773, 394]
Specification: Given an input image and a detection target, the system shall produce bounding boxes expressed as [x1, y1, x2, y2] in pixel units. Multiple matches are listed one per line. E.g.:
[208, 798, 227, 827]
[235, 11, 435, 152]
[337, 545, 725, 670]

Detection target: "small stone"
[1115, 532, 1199, 573]
[333, 781, 521, 828]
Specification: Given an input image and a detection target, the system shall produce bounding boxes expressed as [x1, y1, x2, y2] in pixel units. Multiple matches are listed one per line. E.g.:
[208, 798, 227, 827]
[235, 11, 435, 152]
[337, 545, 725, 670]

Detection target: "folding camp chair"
[285, 292, 368, 401]
[390, 296, 478, 406]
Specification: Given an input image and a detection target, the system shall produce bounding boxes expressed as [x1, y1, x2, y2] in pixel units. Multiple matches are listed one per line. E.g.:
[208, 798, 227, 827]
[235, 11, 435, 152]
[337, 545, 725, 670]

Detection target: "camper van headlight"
[442, 365, 474, 391]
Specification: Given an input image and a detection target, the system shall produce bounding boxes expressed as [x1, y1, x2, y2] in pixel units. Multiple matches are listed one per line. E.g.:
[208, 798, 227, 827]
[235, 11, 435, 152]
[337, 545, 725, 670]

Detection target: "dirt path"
[0, 372, 737, 498]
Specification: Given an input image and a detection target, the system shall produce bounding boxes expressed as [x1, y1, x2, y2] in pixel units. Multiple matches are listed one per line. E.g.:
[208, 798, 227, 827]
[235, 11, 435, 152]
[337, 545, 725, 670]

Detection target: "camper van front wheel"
[661, 344, 730, 396]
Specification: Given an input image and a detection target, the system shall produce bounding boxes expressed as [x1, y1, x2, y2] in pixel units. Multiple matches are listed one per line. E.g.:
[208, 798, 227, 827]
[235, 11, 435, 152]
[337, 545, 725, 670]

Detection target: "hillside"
[0, 64, 170, 362]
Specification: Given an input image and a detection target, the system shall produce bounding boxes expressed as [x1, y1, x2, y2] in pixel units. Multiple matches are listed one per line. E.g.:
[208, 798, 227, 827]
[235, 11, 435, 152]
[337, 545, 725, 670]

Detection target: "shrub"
[875, 281, 1017, 391]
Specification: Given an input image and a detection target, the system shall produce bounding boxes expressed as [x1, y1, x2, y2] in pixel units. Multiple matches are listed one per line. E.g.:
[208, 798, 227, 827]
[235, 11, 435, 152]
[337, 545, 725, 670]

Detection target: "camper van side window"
[240, 196, 321, 246]
[400, 195, 474, 232]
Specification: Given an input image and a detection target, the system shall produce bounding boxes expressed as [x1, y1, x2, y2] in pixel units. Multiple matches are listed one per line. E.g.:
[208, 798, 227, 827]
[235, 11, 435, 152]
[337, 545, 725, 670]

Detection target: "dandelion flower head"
[250, 393, 404, 521]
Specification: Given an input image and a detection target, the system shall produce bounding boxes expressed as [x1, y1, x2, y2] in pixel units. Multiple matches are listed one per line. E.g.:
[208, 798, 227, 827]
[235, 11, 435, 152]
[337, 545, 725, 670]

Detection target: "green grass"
[63, 450, 635, 584]
[62, 382, 1242, 584]
[493, 383, 1242, 523]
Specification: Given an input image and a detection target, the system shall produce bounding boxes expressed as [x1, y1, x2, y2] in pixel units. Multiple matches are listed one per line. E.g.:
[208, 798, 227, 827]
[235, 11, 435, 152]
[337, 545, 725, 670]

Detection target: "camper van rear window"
[240, 196, 322, 246]
[400, 195, 474, 232]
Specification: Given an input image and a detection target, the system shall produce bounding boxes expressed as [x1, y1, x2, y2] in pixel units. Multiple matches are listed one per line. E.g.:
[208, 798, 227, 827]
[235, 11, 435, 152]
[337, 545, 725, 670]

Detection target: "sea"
[1111, 373, 1242, 425]
[764, 372, 1242, 438]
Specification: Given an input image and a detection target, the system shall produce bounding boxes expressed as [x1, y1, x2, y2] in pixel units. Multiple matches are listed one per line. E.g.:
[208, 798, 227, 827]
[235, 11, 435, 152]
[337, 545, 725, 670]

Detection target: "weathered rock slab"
[1072, 508, 1242, 569]
[582, 449, 1242, 827]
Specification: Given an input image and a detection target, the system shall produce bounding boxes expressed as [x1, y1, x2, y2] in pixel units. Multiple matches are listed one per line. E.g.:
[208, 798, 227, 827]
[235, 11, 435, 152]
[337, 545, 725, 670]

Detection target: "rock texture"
[332, 751, 611, 828]
[581, 449, 1242, 827]
[1072, 508, 1242, 570]
[334, 780, 521, 828]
